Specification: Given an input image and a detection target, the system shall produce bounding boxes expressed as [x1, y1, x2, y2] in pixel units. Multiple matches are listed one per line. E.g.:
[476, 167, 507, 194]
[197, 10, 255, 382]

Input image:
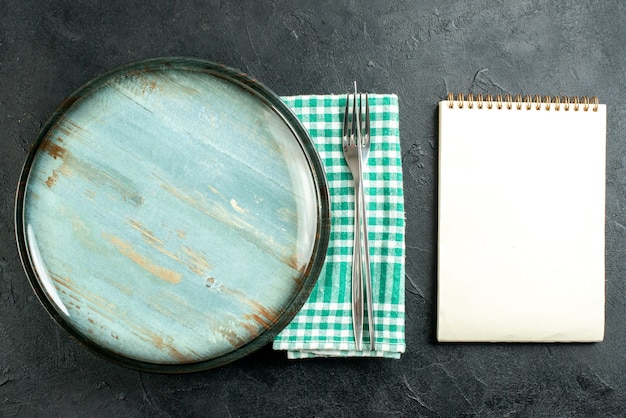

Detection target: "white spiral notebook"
[437, 94, 606, 342]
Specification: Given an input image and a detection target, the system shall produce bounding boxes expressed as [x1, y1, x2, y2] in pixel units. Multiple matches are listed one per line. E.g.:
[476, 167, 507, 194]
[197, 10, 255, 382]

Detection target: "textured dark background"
[1, 0, 625, 416]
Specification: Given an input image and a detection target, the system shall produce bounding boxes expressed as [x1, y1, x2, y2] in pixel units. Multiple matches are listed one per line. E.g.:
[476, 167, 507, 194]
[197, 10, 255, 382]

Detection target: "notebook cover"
[437, 98, 606, 342]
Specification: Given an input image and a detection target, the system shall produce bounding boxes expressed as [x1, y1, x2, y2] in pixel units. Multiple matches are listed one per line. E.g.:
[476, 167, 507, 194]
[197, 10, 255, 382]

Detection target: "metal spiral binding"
[446, 93, 599, 112]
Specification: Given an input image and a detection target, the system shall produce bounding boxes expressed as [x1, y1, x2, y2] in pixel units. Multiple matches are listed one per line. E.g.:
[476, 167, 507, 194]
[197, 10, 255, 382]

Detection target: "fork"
[342, 82, 375, 351]
[342, 84, 364, 350]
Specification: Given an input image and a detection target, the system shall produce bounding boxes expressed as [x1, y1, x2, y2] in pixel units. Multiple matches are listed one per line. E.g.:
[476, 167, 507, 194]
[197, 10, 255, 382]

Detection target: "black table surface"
[2, 1, 625, 416]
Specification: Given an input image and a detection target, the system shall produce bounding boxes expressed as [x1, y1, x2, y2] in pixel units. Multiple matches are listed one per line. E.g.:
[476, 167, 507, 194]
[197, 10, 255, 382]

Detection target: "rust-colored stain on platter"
[41, 137, 68, 160]
[105, 234, 183, 285]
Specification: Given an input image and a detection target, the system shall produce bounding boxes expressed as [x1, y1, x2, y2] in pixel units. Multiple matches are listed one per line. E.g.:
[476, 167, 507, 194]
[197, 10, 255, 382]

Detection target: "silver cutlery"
[342, 82, 374, 351]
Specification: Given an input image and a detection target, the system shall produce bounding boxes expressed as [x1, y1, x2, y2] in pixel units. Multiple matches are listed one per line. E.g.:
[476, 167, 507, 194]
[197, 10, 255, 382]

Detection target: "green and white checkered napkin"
[273, 94, 406, 359]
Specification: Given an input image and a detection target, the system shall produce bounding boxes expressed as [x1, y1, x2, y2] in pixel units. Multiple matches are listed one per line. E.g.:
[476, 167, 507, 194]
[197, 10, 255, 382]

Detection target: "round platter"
[15, 58, 330, 372]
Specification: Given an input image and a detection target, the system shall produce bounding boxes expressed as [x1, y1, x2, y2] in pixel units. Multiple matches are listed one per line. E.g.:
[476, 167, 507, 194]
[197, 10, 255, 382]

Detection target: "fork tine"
[352, 83, 359, 145]
[364, 93, 370, 141]
[358, 93, 363, 146]
[342, 92, 350, 142]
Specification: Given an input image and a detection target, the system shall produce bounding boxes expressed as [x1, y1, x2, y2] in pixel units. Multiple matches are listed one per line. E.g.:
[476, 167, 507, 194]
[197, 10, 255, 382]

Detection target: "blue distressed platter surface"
[16, 58, 329, 372]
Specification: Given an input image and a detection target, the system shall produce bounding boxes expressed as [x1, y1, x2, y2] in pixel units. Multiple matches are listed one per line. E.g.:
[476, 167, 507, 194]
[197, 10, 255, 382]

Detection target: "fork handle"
[351, 177, 364, 351]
